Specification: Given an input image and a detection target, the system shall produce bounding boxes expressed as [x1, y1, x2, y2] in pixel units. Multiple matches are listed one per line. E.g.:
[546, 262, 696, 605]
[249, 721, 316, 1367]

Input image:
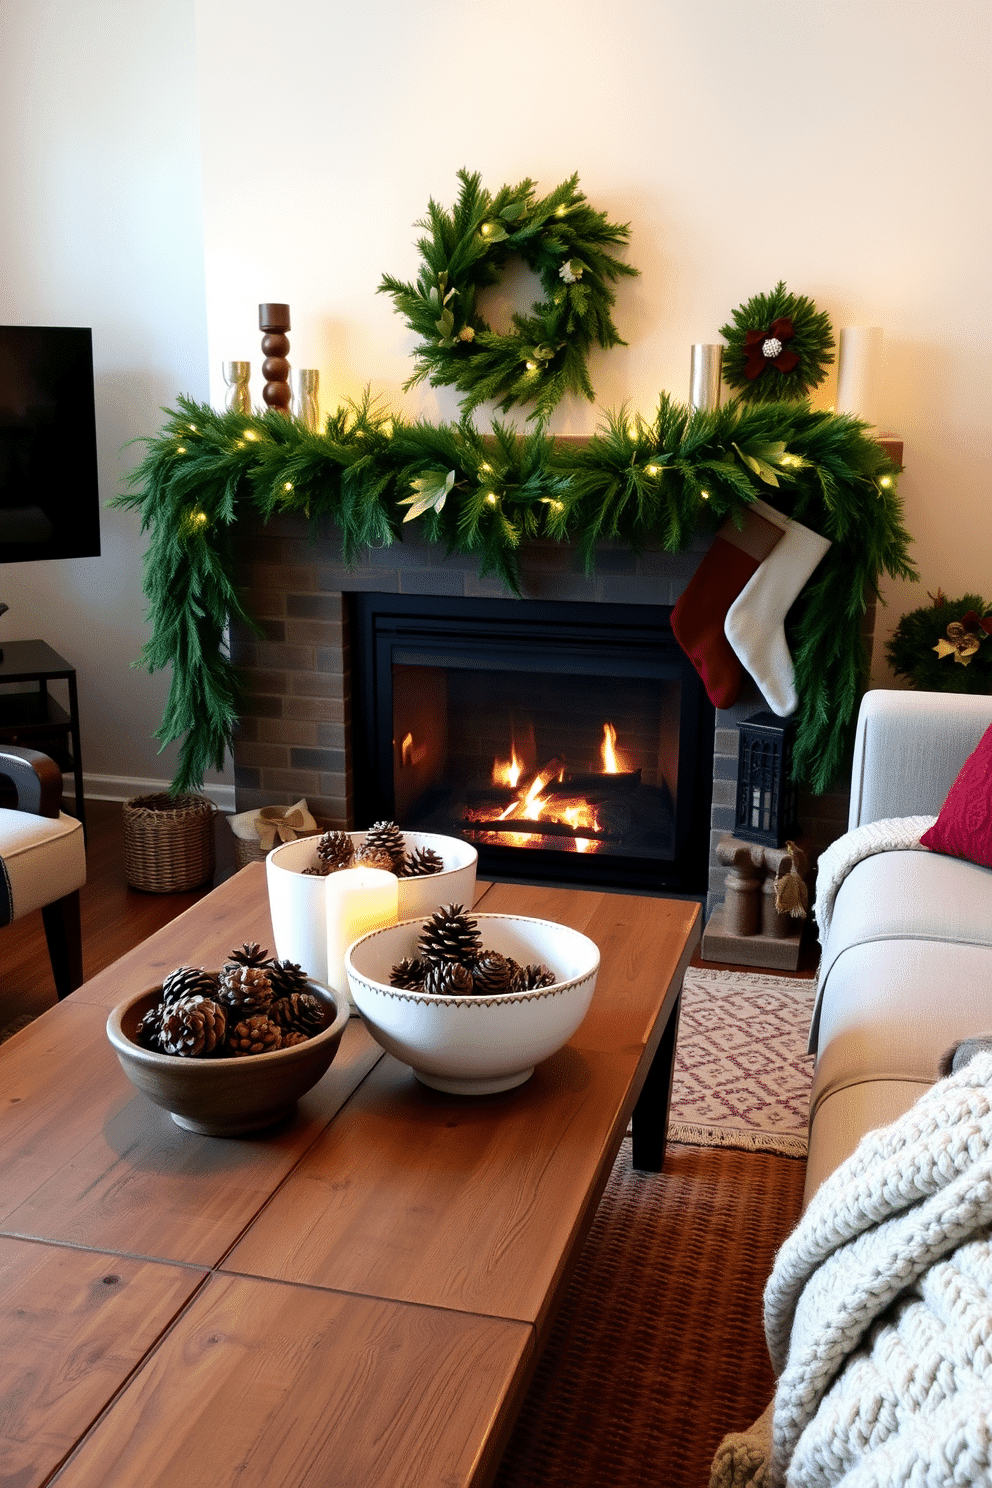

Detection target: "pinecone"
[353, 843, 396, 873]
[227, 1014, 283, 1056]
[266, 959, 311, 998]
[417, 904, 483, 968]
[226, 941, 270, 968]
[270, 992, 325, 1036]
[315, 830, 355, 873]
[281, 1030, 310, 1048]
[301, 862, 331, 876]
[470, 952, 516, 997]
[422, 961, 475, 998]
[136, 1002, 167, 1049]
[361, 820, 405, 869]
[517, 963, 557, 991]
[160, 966, 220, 1006]
[389, 956, 426, 991]
[216, 963, 274, 1017]
[398, 846, 444, 878]
[160, 996, 227, 1057]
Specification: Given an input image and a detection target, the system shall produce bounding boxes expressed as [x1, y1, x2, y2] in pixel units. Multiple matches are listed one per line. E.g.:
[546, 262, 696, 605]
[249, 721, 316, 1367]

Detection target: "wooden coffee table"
[0, 867, 699, 1488]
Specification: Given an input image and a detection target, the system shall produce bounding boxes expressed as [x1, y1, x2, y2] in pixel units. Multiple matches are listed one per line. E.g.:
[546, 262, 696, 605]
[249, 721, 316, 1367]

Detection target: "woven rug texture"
[668, 967, 815, 1157]
[494, 1139, 807, 1488]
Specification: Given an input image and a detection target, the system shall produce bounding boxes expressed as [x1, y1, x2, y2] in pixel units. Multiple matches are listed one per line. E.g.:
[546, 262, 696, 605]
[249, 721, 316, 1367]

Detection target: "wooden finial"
[258, 304, 291, 415]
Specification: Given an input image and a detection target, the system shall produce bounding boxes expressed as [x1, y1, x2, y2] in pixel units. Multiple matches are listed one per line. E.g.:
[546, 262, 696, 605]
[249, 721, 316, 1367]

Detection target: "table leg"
[631, 990, 682, 1172]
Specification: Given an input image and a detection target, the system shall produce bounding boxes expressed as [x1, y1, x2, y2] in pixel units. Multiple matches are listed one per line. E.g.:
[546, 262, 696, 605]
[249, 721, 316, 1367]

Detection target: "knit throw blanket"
[709, 1052, 992, 1487]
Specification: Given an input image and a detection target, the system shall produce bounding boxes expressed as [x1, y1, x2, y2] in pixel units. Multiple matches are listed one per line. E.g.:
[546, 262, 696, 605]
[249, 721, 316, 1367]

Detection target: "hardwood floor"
[2, 799, 815, 1038]
[1, 799, 238, 1035]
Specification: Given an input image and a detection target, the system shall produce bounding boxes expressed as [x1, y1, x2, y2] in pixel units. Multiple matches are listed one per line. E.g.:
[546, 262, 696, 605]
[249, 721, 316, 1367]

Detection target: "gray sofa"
[804, 686, 992, 1208]
[709, 687, 992, 1487]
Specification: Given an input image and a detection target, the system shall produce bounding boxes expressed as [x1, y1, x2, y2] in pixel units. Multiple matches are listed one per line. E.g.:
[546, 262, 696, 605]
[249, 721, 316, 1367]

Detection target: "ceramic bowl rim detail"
[345, 913, 600, 1009]
[267, 829, 479, 877]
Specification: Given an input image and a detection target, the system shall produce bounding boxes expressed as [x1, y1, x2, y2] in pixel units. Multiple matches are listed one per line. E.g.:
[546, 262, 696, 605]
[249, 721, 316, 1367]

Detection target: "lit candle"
[324, 867, 399, 1004]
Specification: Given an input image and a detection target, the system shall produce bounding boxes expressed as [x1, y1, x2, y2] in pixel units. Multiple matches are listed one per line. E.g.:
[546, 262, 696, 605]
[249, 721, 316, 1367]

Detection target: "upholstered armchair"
[0, 745, 86, 998]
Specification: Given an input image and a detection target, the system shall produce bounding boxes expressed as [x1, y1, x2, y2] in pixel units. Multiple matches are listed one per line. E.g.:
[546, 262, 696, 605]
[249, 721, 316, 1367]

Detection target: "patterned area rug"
[668, 967, 815, 1157]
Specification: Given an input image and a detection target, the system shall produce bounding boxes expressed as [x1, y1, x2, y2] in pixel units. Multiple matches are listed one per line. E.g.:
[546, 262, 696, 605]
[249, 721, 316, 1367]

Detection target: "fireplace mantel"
[229, 511, 855, 912]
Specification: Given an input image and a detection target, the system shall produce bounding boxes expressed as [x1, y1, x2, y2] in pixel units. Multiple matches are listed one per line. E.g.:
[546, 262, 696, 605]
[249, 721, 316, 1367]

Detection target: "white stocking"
[723, 517, 831, 717]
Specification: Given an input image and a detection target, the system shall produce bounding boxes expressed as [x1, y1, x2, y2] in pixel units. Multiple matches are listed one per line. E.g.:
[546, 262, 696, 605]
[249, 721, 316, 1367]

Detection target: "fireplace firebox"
[350, 594, 714, 895]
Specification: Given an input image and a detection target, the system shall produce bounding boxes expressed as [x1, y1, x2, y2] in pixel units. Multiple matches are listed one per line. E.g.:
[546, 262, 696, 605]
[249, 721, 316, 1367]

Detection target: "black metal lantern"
[733, 711, 799, 847]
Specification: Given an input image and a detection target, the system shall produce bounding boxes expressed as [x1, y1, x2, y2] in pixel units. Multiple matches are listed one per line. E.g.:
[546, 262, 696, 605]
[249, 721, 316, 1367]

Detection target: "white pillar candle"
[835, 326, 884, 426]
[325, 867, 399, 1003]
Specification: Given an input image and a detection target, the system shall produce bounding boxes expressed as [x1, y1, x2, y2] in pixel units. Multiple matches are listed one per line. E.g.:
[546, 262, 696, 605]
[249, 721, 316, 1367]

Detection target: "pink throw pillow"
[920, 720, 992, 868]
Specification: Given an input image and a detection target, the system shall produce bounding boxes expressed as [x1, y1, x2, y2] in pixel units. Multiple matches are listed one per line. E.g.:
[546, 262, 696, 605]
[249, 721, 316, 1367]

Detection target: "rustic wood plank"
[0, 1008, 383, 1264]
[68, 863, 276, 1011]
[475, 882, 701, 1049]
[222, 885, 697, 1328]
[0, 1237, 206, 1488]
[223, 1041, 644, 1330]
[52, 1273, 534, 1488]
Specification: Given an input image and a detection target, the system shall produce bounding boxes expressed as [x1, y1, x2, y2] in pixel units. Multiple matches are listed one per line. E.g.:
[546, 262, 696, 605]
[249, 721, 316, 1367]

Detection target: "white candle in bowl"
[325, 868, 399, 1004]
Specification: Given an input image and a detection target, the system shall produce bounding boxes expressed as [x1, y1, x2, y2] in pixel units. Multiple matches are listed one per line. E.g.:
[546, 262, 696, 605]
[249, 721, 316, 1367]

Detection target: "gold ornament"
[933, 610, 988, 666]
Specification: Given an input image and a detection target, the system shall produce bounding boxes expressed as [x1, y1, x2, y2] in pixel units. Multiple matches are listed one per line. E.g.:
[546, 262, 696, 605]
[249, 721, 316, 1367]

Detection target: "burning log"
[550, 768, 641, 796]
[460, 817, 620, 842]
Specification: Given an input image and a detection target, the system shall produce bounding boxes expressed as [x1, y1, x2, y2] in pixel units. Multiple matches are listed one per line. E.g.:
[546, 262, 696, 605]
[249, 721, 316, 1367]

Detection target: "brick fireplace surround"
[230, 511, 855, 915]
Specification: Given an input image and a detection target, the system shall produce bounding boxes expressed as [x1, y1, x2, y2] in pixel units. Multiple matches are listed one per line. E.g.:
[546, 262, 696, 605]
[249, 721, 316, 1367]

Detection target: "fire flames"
[471, 722, 634, 853]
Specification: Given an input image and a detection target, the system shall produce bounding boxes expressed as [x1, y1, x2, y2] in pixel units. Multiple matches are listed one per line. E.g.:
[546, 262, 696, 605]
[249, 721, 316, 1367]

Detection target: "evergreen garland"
[116, 395, 914, 797]
[378, 170, 638, 422]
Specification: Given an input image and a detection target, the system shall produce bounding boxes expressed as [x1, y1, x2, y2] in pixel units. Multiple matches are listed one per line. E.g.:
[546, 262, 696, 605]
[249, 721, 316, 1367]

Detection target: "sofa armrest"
[848, 690, 992, 828]
[0, 745, 63, 819]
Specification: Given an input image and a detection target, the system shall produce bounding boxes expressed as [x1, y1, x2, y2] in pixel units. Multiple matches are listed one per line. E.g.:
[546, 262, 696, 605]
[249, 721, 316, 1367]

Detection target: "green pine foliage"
[886, 593, 992, 694]
[115, 394, 915, 797]
[720, 281, 835, 405]
[378, 169, 638, 421]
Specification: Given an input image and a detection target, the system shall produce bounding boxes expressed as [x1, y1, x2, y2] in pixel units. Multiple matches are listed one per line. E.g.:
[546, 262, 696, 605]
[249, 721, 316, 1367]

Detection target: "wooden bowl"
[106, 979, 349, 1136]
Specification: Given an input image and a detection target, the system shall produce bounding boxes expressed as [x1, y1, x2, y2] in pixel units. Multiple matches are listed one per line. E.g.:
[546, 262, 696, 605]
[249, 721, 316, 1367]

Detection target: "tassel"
[774, 849, 809, 919]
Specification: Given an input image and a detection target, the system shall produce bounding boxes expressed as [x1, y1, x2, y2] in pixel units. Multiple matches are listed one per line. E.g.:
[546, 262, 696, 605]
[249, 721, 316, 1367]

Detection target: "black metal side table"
[0, 640, 85, 833]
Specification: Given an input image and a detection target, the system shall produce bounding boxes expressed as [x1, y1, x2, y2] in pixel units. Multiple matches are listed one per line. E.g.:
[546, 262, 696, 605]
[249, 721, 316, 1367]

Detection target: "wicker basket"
[122, 792, 217, 893]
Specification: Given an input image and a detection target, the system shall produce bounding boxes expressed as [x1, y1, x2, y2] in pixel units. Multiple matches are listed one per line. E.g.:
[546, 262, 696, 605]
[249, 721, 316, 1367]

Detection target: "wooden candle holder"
[259, 303, 292, 415]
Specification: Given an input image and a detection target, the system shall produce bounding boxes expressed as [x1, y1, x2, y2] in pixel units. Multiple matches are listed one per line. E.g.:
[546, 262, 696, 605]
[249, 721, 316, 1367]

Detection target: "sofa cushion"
[0, 809, 86, 924]
[815, 848, 992, 1027]
[920, 719, 992, 868]
[806, 937, 992, 1204]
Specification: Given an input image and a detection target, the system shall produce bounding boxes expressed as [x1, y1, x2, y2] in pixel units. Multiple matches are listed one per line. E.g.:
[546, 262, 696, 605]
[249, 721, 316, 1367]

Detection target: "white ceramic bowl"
[345, 913, 600, 1095]
[265, 830, 478, 985]
[106, 979, 349, 1136]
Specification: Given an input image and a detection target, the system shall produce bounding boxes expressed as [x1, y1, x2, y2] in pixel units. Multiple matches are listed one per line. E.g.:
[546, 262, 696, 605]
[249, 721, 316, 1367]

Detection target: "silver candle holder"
[291, 368, 320, 431]
[689, 344, 723, 413]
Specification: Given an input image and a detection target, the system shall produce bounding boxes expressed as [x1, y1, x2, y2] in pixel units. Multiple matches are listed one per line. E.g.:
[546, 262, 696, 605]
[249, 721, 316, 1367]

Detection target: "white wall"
[1, 0, 988, 805]
[195, 0, 991, 683]
[0, 0, 232, 801]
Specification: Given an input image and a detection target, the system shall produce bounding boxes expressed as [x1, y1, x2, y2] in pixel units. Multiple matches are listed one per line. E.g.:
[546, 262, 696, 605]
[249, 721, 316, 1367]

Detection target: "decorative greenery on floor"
[886, 591, 992, 692]
[116, 393, 914, 798]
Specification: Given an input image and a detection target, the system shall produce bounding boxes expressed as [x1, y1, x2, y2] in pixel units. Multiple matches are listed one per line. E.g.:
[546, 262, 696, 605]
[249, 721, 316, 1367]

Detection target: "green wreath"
[719, 281, 835, 405]
[378, 169, 638, 423]
[886, 591, 992, 694]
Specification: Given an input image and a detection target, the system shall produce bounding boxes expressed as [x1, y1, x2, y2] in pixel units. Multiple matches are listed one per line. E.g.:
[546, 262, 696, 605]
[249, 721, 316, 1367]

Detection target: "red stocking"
[671, 501, 786, 709]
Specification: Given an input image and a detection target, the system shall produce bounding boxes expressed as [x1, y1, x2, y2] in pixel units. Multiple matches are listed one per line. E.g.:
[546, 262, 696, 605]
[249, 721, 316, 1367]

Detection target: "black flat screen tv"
[0, 325, 101, 563]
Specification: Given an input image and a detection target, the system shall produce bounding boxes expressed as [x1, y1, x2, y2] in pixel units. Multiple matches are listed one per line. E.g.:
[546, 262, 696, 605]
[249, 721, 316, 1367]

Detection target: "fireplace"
[349, 594, 714, 894]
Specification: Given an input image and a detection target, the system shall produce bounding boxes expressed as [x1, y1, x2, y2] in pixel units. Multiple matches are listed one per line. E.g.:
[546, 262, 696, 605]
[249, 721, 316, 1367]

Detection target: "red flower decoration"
[743, 316, 800, 381]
